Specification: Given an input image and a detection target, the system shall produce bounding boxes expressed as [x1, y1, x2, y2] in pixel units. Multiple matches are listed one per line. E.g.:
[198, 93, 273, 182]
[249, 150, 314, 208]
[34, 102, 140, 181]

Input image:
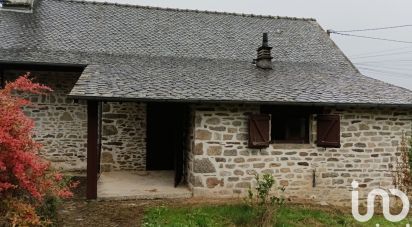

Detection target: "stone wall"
[4, 72, 148, 172]
[100, 102, 147, 171]
[4, 71, 87, 170]
[5, 69, 411, 205]
[188, 104, 412, 205]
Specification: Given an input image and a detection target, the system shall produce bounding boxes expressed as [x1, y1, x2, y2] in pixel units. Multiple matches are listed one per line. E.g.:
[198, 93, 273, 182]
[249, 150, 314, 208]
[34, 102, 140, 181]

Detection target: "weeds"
[246, 174, 285, 227]
[392, 133, 412, 195]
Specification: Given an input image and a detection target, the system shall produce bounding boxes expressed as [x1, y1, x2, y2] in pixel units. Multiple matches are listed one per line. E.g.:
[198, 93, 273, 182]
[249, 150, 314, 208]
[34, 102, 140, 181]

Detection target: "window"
[248, 114, 271, 148]
[272, 116, 309, 143]
[261, 106, 317, 144]
[316, 114, 341, 148]
[248, 106, 340, 147]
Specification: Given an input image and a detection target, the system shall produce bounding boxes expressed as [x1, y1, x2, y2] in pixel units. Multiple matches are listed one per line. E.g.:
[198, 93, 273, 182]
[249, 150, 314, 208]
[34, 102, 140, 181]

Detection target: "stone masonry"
[100, 102, 147, 171]
[4, 71, 88, 170]
[5, 70, 412, 205]
[188, 104, 412, 205]
[5, 71, 146, 171]
[4, 71, 147, 172]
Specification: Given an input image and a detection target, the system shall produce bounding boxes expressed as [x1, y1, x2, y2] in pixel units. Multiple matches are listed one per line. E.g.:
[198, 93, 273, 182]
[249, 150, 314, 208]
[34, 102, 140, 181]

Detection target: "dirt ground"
[57, 176, 238, 227]
[57, 176, 165, 227]
[57, 196, 253, 227]
[58, 198, 168, 227]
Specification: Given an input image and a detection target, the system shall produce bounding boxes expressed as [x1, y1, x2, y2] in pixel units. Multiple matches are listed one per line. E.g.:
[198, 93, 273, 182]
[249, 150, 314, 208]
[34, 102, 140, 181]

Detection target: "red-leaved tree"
[0, 74, 77, 226]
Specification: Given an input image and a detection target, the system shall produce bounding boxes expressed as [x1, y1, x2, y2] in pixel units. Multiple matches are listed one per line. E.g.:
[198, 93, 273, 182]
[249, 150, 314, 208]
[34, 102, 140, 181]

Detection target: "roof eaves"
[66, 94, 412, 108]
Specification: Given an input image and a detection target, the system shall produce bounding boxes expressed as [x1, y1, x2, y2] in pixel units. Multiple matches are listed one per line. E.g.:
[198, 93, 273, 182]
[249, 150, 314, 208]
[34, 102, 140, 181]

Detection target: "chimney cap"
[255, 32, 273, 69]
[257, 32, 272, 51]
[262, 33, 269, 47]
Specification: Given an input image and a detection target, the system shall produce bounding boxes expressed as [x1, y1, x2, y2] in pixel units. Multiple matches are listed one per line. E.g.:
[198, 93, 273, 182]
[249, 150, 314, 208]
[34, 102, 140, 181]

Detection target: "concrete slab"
[97, 171, 192, 200]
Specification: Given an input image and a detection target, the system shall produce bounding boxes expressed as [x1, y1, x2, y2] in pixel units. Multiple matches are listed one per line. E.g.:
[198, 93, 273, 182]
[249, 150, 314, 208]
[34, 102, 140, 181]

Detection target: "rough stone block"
[206, 177, 224, 188]
[60, 112, 73, 121]
[209, 126, 226, 131]
[224, 149, 237, 156]
[207, 146, 222, 155]
[103, 125, 118, 136]
[235, 182, 251, 188]
[196, 129, 212, 140]
[234, 169, 244, 176]
[194, 143, 204, 155]
[194, 158, 216, 173]
[205, 117, 220, 125]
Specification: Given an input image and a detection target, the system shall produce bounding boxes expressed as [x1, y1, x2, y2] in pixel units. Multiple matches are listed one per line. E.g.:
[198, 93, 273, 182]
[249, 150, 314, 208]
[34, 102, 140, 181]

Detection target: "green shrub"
[36, 195, 61, 225]
[246, 173, 285, 227]
[35, 175, 76, 226]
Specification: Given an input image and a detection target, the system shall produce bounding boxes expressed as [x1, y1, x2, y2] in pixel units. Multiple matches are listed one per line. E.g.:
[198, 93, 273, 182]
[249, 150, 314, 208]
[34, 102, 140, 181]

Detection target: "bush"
[0, 74, 77, 226]
[392, 132, 412, 195]
[36, 195, 60, 224]
[246, 173, 285, 227]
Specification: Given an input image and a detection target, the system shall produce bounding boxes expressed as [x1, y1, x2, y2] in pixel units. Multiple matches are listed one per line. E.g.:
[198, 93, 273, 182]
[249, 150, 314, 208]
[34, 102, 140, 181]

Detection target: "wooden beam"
[87, 100, 99, 199]
[97, 102, 102, 174]
[0, 63, 85, 72]
[0, 67, 4, 89]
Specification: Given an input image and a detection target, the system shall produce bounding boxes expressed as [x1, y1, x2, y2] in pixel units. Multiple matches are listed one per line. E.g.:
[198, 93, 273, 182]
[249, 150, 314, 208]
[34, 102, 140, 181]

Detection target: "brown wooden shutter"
[248, 114, 271, 148]
[317, 114, 340, 148]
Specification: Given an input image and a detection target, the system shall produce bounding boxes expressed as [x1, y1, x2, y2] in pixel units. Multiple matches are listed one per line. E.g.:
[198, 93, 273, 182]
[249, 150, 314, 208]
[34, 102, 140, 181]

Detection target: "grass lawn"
[143, 203, 412, 227]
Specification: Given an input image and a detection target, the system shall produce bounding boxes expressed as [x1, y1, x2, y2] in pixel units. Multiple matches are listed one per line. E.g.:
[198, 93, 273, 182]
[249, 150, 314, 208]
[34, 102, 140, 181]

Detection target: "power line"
[355, 59, 412, 64]
[357, 66, 412, 78]
[357, 64, 412, 72]
[359, 69, 411, 79]
[350, 46, 412, 58]
[329, 31, 412, 44]
[359, 69, 410, 75]
[356, 63, 412, 71]
[361, 70, 411, 80]
[356, 65, 412, 72]
[351, 50, 412, 59]
[361, 70, 412, 80]
[355, 59, 412, 79]
[334, 24, 412, 33]
[356, 61, 412, 65]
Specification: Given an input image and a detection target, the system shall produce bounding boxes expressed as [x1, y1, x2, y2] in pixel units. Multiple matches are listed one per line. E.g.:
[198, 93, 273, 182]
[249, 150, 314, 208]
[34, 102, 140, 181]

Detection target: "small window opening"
[272, 116, 309, 143]
[261, 105, 320, 144]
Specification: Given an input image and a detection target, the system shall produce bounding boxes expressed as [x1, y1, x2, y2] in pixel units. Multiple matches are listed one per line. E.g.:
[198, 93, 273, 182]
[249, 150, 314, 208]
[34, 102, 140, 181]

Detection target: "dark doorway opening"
[146, 102, 189, 186]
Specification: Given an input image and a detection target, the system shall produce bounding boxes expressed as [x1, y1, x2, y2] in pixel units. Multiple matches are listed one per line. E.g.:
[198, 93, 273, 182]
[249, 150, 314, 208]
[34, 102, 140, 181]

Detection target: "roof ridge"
[54, 0, 316, 21]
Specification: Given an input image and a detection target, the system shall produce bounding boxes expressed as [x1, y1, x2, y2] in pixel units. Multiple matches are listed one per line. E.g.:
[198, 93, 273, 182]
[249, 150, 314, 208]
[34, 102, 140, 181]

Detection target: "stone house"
[1, 0, 412, 204]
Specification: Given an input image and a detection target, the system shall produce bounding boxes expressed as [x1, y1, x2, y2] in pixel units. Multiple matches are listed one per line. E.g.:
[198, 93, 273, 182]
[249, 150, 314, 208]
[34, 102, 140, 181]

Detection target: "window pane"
[261, 105, 316, 144]
[272, 117, 308, 143]
[273, 120, 286, 140]
[285, 118, 306, 140]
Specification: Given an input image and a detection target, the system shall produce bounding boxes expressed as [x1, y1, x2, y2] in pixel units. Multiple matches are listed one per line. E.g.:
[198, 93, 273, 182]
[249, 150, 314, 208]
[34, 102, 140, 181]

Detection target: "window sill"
[270, 143, 315, 150]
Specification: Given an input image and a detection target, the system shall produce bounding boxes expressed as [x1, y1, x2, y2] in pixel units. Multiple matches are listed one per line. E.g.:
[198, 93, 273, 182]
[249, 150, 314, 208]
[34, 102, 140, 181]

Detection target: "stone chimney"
[255, 33, 273, 69]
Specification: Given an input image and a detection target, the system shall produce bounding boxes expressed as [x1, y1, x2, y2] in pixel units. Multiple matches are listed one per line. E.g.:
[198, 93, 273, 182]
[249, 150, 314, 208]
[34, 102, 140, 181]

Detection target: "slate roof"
[1, 0, 412, 105]
[70, 56, 412, 106]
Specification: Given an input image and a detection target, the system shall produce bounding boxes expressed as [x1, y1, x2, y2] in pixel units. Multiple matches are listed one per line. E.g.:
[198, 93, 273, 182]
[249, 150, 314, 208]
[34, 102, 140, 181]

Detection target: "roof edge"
[60, 0, 316, 21]
[66, 94, 412, 108]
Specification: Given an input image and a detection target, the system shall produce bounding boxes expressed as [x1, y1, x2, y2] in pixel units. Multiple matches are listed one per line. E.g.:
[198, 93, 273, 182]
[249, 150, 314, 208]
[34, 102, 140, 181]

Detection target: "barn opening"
[96, 102, 192, 200]
[146, 102, 190, 186]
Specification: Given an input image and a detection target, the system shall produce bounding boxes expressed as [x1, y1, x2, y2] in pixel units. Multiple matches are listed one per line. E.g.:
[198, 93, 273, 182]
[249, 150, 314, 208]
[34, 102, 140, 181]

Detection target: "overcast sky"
[90, 0, 412, 90]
